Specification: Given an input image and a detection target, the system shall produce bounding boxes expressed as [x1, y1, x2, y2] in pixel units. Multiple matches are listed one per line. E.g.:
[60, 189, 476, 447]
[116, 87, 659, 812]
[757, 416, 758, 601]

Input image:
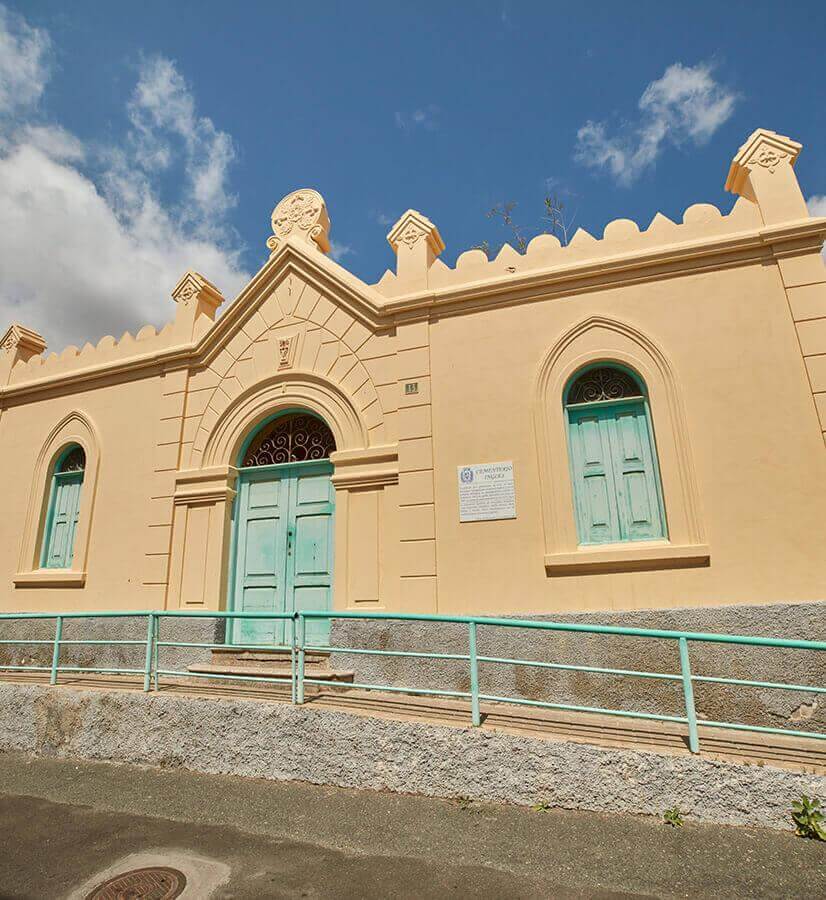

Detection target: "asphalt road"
[0, 753, 823, 899]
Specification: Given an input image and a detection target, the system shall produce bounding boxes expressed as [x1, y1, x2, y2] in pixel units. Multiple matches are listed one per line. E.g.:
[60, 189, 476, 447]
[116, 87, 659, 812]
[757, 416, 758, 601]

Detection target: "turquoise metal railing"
[0, 608, 823, 754]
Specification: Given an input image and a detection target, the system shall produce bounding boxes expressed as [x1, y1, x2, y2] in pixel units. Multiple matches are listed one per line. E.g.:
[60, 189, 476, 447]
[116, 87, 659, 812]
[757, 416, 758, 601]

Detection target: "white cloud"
[128, 56, 237, 225]
[394, 105, 439, 132]
[19, 123, 84, 161]
[0, 5, 50, 118]
[0, 7, 249, 351]
[575, 62, 738, 186]
[371, 210, 394, 227]
[808, 196, 826, 259]
[328, 240, 353, 262]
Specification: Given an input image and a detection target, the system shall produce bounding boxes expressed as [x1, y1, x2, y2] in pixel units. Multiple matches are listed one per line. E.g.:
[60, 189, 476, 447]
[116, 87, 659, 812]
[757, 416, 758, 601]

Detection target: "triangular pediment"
[194, 235, 392, 367]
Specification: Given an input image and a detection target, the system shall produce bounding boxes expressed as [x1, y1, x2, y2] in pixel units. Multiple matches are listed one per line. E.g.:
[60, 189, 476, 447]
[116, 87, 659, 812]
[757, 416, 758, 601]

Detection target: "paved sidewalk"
[0, 753, 824, 899]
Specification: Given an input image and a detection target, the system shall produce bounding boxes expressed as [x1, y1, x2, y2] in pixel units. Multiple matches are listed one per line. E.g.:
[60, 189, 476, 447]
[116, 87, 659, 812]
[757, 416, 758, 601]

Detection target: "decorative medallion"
[400, 223, 426, 248]
[85, 866, 186, 900]
[750, 147, 787, 174]
[242, 413, 336, 467]
[1, 334, 14, 355]
[176, 282, 199, 306]
[567, 367, 643, 404]
[267, 189, 331, 255]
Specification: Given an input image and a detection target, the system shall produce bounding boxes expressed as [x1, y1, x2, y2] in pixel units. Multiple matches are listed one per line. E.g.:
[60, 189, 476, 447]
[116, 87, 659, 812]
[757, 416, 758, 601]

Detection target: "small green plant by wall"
[663, 807, 684, 828]
[792, 795, 826, 841]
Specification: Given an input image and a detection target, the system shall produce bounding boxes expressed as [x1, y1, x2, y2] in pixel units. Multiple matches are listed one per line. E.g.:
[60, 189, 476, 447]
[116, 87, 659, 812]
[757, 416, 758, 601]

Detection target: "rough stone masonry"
[0, 681, 823, 831]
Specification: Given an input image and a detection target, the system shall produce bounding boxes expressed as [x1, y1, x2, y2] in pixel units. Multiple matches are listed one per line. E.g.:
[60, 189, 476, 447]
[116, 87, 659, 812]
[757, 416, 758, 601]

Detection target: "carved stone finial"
[1, 323, 46, 359]
[387, 209, 445, 257]
[0, 323, 47, 384]
[386, 209, 445, 289]
[171, 270, 225, 340]
[171, 270, 223, 311]
[267, 189, 331, 256]
[725, 128, 807, 224]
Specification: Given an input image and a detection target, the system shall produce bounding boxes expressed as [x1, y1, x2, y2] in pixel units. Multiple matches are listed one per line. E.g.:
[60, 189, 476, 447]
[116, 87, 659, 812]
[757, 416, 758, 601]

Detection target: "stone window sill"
[544, 542, 710, 576]
[13, 570, 87, 588]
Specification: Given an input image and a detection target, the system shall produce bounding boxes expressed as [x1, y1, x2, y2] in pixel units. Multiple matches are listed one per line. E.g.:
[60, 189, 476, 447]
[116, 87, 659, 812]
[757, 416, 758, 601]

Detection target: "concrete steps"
[186, 646, 354, 687]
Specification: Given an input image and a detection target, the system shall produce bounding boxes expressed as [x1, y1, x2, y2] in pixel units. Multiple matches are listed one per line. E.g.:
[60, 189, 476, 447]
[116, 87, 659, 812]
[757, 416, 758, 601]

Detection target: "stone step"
[209, 647, 331, 668]
[186, 663, 354, 685]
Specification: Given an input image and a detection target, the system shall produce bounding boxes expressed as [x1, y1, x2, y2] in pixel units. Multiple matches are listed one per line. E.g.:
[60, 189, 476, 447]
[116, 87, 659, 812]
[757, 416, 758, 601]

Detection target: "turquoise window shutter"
[41, 446, 86, 569]
[566, 368, 667, 546]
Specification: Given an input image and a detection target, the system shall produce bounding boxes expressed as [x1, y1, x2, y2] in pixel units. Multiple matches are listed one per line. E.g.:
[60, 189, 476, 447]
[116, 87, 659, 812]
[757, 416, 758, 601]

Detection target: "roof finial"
[266, 189, 331, 256]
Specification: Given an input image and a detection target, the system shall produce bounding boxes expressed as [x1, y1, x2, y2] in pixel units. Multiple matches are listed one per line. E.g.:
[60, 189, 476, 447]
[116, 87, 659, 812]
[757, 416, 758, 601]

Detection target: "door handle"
[287, 528, 294, 556]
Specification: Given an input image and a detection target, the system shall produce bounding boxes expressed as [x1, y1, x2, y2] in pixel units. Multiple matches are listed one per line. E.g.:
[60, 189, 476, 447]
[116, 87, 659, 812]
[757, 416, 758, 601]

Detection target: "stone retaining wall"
[329, 602, 826, 734]
[0, 681, 823, 830]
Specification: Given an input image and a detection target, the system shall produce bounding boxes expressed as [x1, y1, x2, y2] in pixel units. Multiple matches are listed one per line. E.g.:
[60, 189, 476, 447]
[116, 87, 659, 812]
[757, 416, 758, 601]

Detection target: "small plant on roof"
[532, 801, 553, 812]
[792, 794, 826, 841]
[663, 806, 684, 828]
[455, 795, 474, 810]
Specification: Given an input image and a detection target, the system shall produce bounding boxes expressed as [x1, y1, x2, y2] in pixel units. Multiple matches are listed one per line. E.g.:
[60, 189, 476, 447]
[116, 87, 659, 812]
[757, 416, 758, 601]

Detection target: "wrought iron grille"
[58, 446, 86, 473]
[242, 414, 336, 467]
[567, 367, 642, 404]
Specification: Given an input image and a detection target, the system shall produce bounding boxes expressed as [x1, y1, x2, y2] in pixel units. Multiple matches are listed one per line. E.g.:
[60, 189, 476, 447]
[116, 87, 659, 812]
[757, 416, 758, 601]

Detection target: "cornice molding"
[2, 217, 824, 403]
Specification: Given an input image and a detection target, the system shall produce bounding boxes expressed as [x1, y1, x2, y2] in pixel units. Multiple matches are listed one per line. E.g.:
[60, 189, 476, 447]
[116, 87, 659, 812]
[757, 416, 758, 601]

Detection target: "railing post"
[678, 637, 700, 754]
[153, 615, 160, 692]
[143, 613, 156, 692]
[296, 613, 306, 705]
[290, 615, 297, 704]
[469, 621, 481, 727]
[50, 616, 63, 685]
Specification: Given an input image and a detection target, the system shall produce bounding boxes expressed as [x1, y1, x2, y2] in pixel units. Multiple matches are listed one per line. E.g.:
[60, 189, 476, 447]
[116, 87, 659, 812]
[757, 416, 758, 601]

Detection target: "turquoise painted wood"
[231, 461, 334, 646]
[567, 400, 666, 545]
[42, 471, 83, 568]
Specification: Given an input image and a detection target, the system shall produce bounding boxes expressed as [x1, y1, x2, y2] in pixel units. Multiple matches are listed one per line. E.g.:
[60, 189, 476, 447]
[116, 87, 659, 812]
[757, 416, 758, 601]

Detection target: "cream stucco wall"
[0, 129, 825, 618]
[428, 257, 826, 614]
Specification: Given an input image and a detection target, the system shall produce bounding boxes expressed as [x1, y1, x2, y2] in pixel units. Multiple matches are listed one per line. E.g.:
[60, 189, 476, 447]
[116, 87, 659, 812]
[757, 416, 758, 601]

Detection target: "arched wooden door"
[229, 412, 336, 646]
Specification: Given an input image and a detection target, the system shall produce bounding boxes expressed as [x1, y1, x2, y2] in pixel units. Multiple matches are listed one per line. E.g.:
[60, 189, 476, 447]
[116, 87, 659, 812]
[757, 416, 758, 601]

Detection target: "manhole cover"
[85, 865, 186, 900]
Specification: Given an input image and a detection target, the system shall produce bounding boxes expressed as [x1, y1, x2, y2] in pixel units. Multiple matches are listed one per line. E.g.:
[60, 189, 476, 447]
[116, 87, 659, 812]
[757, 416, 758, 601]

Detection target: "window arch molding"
[15, 411, 101, 587]
[533, 316, 707, 574]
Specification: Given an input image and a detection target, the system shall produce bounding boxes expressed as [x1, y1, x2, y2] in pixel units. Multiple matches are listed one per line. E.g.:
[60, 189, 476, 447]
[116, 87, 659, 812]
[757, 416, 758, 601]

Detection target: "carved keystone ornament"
[267, 189, 331, 256]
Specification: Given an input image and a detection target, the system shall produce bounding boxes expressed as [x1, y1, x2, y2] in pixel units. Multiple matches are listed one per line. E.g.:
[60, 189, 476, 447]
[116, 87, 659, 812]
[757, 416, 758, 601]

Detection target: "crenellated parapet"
[372, 196, 767, 297]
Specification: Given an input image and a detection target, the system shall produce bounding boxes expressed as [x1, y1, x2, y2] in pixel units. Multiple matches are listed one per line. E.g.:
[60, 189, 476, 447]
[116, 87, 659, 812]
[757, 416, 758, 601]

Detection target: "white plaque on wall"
[457, 461, 516, 523]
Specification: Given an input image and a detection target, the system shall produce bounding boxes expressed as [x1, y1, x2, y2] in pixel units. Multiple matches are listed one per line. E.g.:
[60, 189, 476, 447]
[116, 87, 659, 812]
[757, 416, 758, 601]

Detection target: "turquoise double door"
[230, 461, 334, 647]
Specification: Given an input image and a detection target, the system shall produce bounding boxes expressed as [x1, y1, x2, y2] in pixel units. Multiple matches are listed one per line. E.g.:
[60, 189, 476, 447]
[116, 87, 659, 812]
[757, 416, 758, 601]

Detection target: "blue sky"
[1, 1, 824, 348]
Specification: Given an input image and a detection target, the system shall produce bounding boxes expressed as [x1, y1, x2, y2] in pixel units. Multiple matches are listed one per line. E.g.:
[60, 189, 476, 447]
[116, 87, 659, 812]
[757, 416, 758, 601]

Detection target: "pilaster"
[728, 130, 826, 447]
[394, 317, 438, 612]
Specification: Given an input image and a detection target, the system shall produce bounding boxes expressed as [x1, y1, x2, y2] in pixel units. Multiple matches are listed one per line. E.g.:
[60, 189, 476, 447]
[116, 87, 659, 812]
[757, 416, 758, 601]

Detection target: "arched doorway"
[229, 411, 336, 646]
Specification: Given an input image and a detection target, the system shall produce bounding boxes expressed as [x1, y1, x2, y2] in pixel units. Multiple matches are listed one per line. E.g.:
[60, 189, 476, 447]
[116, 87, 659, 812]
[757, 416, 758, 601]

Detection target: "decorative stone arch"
[14, 411, 101, 587]
[534, 315, 708, 574]
[200, 371, 369, 470]
[168, 369, 398, 611]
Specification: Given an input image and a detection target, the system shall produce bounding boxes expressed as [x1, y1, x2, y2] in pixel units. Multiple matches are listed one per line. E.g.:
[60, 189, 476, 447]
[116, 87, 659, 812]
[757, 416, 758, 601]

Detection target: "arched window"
[565, 366, 667, 545]
[241, 412, 336, 467]
[40, 445, 86, 569]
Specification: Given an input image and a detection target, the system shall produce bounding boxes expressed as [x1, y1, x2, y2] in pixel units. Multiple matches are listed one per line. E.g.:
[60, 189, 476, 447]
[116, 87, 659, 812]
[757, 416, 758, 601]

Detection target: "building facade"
[1, 128, 825, 635]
